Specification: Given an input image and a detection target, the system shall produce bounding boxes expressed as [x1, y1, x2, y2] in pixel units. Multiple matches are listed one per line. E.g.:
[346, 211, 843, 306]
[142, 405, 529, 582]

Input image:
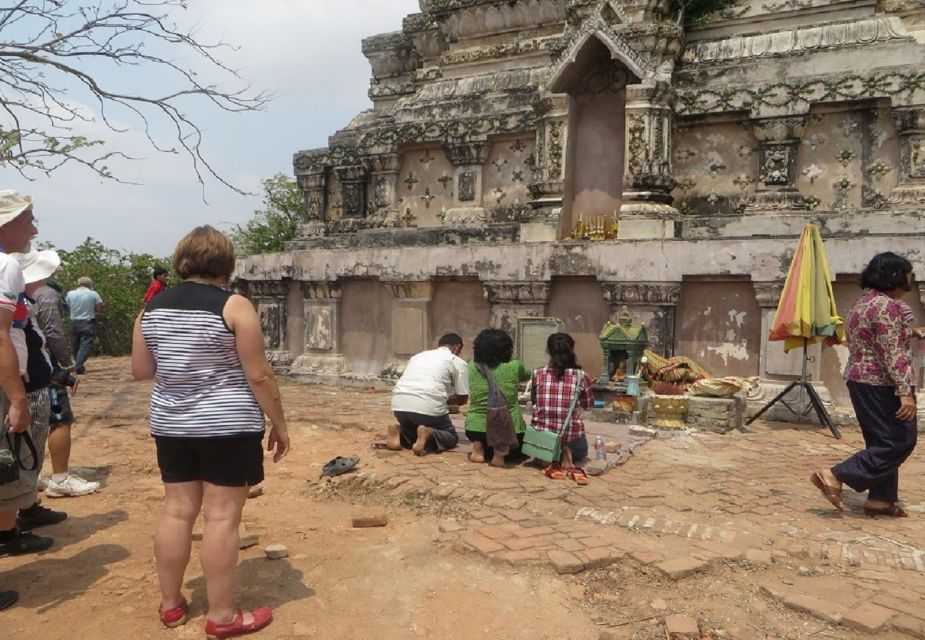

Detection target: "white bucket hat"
[11, 247, 60, 284]
[0, 190, 33, 227]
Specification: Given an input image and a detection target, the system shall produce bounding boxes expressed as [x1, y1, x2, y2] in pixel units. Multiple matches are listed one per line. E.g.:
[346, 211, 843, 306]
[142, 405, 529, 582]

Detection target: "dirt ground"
[3, 357, 925, 640]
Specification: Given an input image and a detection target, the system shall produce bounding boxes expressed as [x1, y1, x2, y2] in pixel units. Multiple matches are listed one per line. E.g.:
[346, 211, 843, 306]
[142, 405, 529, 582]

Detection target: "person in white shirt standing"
[388, 333, 469, 456]
[65, 276, 103, 374]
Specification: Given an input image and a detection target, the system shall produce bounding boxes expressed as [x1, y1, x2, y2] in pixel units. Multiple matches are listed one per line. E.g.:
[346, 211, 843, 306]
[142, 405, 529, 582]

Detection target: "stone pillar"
[441, 141, 490, 226]
[248, 280, 292, 370]
[291, 281, 347, 375]
[481, 282, 549, 337]
[619, 84, 679, 239]
[745, 116, 808, 211]
[385, 281, 434, 368]
[296, 166, 329, 238]
[367, 153, 401, 228]
[600, 281, 680, 357]
[524, 111, 567, 241]
[888, 107, 925, 207]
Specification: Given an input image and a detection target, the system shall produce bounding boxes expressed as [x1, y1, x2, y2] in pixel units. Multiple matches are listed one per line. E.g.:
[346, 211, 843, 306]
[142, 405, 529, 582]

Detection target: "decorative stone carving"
[441, 206, 489, 226]
[681, 16, 911, 65]
[335, 165, 369, 218]
[301, 281, 342, 300]
[752, 281, 785, 308]
[458, 171, 476, 201]
[443, 142, 488, 167]
[601, 282, 681, 306]
[295, 280, 346, 375]
[385, 281, 434, 300]
[889, 108, 925, 206]
[746, 117, 807, 212]
[482, 282, 550, 305]
[247, 280, 290, 367]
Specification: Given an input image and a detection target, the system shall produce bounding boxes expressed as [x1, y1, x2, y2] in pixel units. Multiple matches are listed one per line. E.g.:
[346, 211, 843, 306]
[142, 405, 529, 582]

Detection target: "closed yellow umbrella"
[769, 224, 846, 351]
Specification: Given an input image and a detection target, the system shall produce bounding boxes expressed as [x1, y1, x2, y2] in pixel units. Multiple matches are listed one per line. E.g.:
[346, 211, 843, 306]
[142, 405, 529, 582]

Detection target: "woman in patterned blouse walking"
[811, 252, 919, 517]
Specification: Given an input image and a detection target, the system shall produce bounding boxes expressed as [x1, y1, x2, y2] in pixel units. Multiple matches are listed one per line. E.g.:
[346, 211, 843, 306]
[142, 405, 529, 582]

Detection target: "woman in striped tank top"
[132, 225, 289, 640]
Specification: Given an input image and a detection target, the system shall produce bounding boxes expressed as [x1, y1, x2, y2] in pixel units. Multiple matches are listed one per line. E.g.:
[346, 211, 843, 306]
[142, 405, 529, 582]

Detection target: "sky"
[1, 0, 421, 257]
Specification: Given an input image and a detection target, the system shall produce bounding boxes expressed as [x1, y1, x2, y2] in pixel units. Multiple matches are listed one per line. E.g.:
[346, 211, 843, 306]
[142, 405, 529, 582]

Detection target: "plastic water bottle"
[594, 435, 606, 461]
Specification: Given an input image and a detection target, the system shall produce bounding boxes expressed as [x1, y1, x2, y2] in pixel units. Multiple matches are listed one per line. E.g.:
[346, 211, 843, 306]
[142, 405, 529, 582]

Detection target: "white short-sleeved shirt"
[0, 253, 27, 375]
[391, 346, 469, 416]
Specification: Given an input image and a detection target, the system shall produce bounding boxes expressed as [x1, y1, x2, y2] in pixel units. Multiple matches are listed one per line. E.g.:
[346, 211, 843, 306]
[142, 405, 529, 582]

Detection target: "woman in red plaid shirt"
[530, 333, 595, 480]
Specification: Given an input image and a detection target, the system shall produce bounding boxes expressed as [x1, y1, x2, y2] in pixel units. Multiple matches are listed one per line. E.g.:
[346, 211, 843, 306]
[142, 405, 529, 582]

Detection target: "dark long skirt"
[831, 381, 917, 503]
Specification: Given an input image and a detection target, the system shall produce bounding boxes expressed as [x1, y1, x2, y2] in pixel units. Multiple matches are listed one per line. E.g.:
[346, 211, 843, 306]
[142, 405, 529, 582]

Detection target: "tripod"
[745, 338, 841, 439]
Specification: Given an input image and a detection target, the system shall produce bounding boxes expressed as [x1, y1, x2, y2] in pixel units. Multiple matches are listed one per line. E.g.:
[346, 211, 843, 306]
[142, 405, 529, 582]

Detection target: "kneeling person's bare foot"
[489, 447, 508, 468]
[386, 424, 402, 451]
[412, 425, 433, 456]
[470, 441, 485, 463]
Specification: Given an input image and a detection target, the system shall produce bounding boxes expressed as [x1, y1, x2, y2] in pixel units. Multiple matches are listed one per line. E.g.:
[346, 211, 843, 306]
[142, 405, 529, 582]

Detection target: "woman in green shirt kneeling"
[465, 329, 532, 467]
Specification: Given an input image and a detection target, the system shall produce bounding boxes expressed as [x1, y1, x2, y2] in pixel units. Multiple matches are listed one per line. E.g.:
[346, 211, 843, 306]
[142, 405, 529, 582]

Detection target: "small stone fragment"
[650, 598, 668, 611]
[265, 544, 289, 559]
[239, 530, 259, 549]
[192, 530, 203, 541]
[568, 584, 586, 600]
[352, 509, 388, 528]
[665, 614, 700, 638]
[604, 442, 621, 453]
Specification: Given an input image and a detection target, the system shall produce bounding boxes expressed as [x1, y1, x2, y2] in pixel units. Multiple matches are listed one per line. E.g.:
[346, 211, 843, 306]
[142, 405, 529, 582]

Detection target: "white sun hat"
[0, 190, 33, 227]
[11, 247, 61, 284]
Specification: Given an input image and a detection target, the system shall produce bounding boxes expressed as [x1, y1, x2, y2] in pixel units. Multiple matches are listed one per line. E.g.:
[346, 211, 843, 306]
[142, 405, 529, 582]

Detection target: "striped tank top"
[141, 281, 264, 438]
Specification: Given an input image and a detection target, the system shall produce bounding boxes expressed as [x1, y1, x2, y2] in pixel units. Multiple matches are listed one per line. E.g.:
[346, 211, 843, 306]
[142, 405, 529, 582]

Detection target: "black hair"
[438, 332, 463, 347]
[547, 332, 579, 379]
[860, 252, 913, 293]
[153, 266, 168, 278]
[473, 329, 513, 369]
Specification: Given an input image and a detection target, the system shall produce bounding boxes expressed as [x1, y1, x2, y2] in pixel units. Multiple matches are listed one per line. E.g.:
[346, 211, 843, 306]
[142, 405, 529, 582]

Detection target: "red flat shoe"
[158, 596, 188, 628]
[205, 607, 273, 640]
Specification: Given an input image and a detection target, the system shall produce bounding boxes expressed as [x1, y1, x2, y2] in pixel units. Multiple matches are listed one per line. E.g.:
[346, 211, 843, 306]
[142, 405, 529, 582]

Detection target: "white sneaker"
[44, 474, 100, 498]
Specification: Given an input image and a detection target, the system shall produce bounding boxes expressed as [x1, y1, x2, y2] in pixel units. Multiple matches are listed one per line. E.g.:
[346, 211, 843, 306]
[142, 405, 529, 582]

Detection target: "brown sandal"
[810, 472, 845, 511]
[863, 504, 908, 518]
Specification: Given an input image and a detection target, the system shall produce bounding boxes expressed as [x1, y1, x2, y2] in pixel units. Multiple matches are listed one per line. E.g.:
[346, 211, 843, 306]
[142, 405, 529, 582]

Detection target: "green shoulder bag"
[521, 375, 582, 463]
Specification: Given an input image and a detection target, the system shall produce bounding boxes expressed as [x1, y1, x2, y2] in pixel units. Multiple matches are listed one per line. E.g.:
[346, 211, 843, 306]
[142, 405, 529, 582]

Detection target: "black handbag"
[0, 421, 39, 485]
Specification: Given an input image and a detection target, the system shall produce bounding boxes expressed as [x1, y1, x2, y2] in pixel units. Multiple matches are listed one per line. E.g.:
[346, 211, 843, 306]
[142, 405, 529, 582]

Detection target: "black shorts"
[155, 434, 264, 487]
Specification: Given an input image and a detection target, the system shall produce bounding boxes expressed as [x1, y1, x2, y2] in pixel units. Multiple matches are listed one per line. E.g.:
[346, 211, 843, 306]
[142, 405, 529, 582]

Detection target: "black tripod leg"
[745, 381, 800, 426]
[804, 382, 841, 439]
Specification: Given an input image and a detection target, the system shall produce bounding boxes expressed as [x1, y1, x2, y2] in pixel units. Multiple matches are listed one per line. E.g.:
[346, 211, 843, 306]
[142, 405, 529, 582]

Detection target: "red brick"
[630, 549, 663, 565]
[476, 525, 508, 541]
[579, 547, 622, 569]
[842, 602, 895, 634]
[657, 556, 708, 580]
[892, 614, 925, 639]
[554, 538, 586, 552]
[763, 586, 845, 624]
[513, 525, 556, 538]
[547, 549, 585, 574]
[665, 614, 699, 638]
[870, 594, 925, 621]
[504, 536, 545, 551]
[496, 549, 542, 566]
[467, 534, 504, 555]
[581, 537, 612, 549]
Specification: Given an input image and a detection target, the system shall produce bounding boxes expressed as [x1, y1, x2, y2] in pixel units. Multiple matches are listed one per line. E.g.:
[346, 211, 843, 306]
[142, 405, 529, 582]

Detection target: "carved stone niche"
[442, 141, 490, 227]
[247, 280, 291, 367]
[888, 108, 925, 207]
[600, 281, 680, 358]
[746, 117, 807, 212]
[482, 281, 550, 336]
[367, 153, 402, 230]
[334, 164, 369, 219]
[292, 281, 347, 375]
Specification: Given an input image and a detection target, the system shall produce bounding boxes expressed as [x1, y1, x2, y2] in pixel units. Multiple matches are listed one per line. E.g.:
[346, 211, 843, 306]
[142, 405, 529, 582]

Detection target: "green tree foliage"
[54, 238, 169, 356]
[230, 174, 303, 255]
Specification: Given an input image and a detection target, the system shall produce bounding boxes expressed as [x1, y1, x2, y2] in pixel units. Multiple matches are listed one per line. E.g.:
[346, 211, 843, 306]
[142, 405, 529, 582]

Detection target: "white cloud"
[1, 0, 420, 256]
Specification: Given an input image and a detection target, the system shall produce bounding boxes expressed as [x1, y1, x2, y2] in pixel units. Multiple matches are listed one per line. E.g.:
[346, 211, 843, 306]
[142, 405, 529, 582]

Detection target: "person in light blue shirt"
[65, 277, 103, 374]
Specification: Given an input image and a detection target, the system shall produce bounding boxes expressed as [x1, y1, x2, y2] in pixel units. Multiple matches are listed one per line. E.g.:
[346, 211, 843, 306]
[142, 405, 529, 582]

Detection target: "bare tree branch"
[0, 0, 271, 195]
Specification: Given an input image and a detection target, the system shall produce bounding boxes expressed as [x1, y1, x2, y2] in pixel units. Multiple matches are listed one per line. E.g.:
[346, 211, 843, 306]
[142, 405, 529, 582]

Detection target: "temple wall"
[483, 135, 535, 213]
[340, 280, 393, 375]
[547, 276, 611, 381]
[397, 145, 454, 227]
[430, 279, 491, 361]
[567, 91, 626, 223]
[675, 279, 762, 379]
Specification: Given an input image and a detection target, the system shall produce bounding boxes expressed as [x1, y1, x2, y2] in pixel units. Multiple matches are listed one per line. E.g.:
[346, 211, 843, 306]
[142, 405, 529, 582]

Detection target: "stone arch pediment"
[547, 17, 647, 94]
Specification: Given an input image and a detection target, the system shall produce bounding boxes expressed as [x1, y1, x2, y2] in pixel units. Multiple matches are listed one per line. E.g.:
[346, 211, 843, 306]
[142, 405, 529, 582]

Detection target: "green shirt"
[464, 359, 532, 434]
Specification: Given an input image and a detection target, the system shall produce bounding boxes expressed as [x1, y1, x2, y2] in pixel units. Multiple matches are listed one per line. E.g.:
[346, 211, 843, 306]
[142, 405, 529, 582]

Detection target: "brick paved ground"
[314, 385, 925, 639]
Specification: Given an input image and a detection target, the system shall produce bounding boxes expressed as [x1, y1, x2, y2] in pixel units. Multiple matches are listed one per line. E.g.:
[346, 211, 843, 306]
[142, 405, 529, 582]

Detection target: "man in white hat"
[0, 190, 53, 565]
[16, 248, 99, 502]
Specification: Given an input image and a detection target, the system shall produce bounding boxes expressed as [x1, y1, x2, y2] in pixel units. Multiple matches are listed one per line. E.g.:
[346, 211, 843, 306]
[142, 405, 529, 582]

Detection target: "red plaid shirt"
[530, 366, 595, 443]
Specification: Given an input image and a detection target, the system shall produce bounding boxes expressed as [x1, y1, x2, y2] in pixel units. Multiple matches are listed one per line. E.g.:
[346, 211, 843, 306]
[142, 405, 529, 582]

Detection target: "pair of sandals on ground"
[543, 462, 589, 485]
[810, 470, 907, 517]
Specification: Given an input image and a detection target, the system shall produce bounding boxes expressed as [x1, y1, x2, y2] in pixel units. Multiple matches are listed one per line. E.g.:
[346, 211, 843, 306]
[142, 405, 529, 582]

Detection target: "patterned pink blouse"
[844, 290, 916, 396]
